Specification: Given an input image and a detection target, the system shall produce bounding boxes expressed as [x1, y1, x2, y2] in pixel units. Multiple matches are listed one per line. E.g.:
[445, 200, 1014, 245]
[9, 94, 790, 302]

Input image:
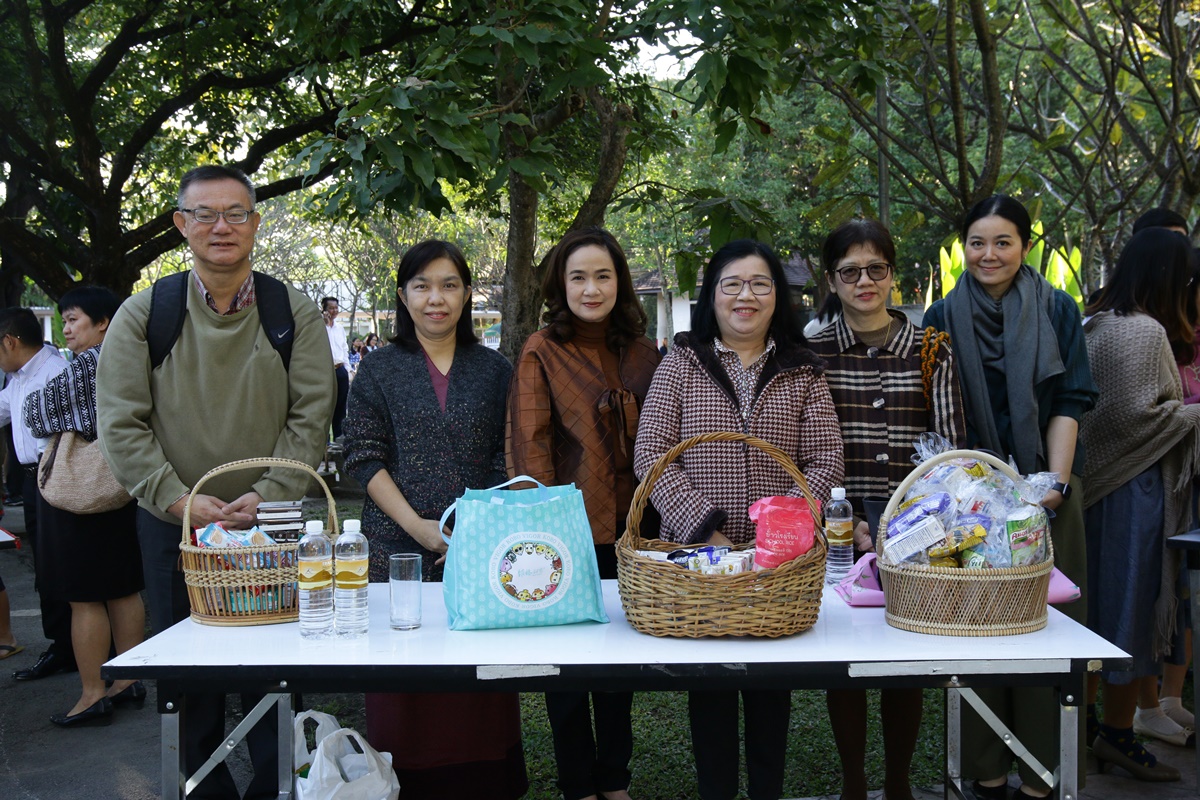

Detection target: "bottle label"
[299, 558, 332, 590]
[335, 557, 369, 589]
[826, 519, 854, 547]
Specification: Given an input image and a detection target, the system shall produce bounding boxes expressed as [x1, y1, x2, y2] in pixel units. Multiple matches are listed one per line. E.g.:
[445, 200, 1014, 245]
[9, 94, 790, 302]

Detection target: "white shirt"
[0, 345, 67, 464]
[326, 323, 349, 367]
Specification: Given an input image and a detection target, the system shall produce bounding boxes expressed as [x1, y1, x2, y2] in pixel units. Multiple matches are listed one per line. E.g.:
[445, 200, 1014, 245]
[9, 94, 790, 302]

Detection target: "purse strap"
[438, 475, 549, 544]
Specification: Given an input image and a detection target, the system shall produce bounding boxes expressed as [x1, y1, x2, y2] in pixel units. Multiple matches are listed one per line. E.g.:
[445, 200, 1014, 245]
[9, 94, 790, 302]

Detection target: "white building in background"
[632, 253, 819, 346]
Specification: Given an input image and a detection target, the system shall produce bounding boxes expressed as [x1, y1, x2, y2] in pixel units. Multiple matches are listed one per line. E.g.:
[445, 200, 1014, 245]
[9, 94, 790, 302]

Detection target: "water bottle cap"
[304, 520, 323, 534]
[832, 487, 846, 500]
[343, 519, 361, 534]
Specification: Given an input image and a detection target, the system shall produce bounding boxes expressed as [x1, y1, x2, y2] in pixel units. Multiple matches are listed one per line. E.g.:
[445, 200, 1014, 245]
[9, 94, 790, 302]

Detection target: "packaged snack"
[883, 514, 946, 564]
[928, 515, 989, 559]
[1007, 506, 1048, 567]
[748, 495, 818, 570]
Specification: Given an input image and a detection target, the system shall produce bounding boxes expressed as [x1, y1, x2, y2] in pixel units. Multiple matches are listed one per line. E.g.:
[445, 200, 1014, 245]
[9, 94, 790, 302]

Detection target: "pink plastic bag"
[747, 496, 817, 570]
[835, 552, 885, 607]
[1048, 567, 1081, 604]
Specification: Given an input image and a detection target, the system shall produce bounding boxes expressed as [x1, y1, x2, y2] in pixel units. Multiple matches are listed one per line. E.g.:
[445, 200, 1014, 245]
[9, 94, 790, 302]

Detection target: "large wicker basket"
[877, 449, 1054, 636]
[616, 432, 827, 638]
[179, 458, 337, 626]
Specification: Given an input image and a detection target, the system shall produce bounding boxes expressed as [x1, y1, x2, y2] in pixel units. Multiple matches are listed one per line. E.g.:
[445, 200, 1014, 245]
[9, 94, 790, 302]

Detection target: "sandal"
[0, 644, 23, 660]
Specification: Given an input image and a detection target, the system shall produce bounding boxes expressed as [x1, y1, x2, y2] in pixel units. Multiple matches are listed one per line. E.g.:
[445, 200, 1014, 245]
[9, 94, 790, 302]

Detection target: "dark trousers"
[546, 542, 634, 798]
[688, 689, 791, 800]
[332, 364, 349, 439]
[138, 509, 279, 800]
[547, 691, 634, 799]
[25, 470, 73, 660]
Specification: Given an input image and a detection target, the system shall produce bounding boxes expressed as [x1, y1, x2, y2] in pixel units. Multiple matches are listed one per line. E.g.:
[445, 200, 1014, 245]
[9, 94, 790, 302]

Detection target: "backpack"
[146, 271, 295, 371]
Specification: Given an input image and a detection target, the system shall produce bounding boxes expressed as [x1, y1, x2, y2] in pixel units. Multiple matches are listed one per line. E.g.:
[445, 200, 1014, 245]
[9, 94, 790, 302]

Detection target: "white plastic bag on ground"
[295, 727, 400, 800]
[293, 710, 342, 780]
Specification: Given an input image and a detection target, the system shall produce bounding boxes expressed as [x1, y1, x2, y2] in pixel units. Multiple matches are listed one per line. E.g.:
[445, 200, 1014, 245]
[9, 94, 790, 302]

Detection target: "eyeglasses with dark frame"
[718, 278, 775, 296]
[834, 263, 892, 284]
[179, 207, 255, 225]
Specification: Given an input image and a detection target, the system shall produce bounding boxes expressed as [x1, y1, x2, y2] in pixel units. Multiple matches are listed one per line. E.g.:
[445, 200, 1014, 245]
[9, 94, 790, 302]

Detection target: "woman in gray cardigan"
[344, 239, 526, 800]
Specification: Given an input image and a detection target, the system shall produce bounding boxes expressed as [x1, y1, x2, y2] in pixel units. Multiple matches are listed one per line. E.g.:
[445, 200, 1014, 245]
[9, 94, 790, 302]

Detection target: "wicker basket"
[179, 458, 338, 626]
[877, 449, 1054, 636]
[616, 431, 827, 638]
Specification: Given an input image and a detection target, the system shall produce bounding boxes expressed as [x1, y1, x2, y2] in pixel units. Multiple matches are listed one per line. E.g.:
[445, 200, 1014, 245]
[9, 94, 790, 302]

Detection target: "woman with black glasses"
[807, 219, 964, 800]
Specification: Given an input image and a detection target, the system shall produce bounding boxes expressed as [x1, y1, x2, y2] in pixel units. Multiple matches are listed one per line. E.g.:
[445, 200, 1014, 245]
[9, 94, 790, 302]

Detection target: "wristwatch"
[1050, 481, 1071, 500]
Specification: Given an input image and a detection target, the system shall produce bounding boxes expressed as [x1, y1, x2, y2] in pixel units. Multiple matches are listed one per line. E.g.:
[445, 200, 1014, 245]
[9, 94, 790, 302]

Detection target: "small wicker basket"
[616, 431, 827, 638]
[179, 457, 337, 626]
[877, 449, 1054, 636]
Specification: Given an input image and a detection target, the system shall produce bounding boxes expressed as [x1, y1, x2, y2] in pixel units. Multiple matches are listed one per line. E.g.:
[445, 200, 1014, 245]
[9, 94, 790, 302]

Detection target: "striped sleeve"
[927, 333, 966, 449]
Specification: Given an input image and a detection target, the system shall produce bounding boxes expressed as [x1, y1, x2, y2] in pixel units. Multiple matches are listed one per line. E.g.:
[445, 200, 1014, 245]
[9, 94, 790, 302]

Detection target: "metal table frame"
[105, 581, 1128, 800]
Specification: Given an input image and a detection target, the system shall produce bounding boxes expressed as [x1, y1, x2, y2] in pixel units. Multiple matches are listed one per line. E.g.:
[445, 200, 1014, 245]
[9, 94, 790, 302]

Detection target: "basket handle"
[623, 431, 826, 554]
[881, 448, 1020, 522]
[180, 457, 337, 544]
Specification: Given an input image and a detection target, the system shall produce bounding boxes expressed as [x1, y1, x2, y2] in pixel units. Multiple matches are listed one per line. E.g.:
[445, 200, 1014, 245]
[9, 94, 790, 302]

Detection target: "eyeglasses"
[834, 263, 892, 284]
[179, 207, 255, 224]
[718, 278, 775, 296]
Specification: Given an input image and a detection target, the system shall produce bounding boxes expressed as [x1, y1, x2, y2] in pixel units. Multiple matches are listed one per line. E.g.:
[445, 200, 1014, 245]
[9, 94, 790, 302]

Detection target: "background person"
[807, 219, 964, 800]
[923, 195, 1097, 799]
[1079, 228, 1200, 782]
[507, 227, 660, 800]
[322, 297, 350, 440]
[344, 239, 527, 800]
[634, 239, 843, 800]
[24, 286, 145, 727]
[98, 164, 334, 799]
[0, 308, 69, 681]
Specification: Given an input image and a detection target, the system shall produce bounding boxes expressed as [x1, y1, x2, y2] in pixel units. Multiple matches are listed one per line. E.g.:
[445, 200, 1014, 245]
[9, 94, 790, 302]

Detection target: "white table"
[105, 580, 1129, 800]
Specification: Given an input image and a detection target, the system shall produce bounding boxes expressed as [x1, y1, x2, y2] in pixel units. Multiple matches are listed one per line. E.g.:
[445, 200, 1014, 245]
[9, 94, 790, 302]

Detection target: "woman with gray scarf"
[923, 195, 1098, 800]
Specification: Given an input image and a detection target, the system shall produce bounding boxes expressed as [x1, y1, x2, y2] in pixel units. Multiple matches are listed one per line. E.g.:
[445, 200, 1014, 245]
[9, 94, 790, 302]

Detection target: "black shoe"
[972, 781, 1009, 800]
[3, 496, 22, 507]
[13, 650, 78, 681]
[109, 680, 146, 708]
[50, 697, 113, 728]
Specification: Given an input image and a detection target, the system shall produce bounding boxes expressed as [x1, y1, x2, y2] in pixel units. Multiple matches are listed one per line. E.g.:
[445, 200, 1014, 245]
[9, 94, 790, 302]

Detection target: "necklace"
[852, 315, 894, 350]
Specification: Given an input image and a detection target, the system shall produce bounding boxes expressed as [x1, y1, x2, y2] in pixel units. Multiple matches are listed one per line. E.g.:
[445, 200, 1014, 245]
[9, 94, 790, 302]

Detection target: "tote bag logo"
[491, 532, 571, 610]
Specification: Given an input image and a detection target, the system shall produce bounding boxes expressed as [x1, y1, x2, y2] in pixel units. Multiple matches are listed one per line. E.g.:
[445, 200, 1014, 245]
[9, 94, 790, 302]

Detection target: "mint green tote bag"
[439, 476, 610, 631]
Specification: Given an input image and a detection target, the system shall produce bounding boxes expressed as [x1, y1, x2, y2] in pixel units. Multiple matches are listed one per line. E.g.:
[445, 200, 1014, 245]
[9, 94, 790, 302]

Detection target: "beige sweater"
[97, 275, 335, 522]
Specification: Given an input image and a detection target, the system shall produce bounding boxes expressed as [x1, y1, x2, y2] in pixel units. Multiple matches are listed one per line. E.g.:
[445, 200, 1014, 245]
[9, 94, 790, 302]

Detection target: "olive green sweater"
[97, 275, 335, 523]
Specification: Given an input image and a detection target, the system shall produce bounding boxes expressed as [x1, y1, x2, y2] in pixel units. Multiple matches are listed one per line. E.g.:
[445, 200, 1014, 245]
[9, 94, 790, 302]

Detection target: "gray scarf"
[944, 265, 1064, 473]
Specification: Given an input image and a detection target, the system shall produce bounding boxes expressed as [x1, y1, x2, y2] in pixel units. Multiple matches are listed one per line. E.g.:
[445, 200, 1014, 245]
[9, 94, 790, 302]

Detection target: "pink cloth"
[422, 349, 450, 412]
[1180, 327, 1200, 404]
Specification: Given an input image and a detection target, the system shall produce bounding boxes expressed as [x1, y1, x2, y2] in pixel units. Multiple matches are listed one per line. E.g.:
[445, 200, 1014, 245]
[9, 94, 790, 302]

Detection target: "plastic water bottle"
[297, 520, 334, 638]
[824, 487, 855, 585]
[334, 519, 369, 637]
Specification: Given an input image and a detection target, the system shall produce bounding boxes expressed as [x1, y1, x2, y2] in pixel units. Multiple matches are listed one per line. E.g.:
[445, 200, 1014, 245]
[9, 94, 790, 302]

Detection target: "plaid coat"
[634, 333, 844, 544]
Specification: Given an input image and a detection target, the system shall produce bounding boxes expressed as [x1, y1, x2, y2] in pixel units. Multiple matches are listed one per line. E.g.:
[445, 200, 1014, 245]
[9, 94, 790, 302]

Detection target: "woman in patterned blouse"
[807, 220, 964, 800]
[635, 239, 843, 800]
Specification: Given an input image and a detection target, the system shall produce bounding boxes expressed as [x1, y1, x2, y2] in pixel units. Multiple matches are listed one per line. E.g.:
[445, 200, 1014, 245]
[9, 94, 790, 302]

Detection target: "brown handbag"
[37, 432, 131, 515]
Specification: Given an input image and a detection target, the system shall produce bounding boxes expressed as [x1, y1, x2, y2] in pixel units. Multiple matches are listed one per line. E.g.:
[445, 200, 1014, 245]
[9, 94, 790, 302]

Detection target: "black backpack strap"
[252, 272, 294, 371]
[147, 271, 190, 370]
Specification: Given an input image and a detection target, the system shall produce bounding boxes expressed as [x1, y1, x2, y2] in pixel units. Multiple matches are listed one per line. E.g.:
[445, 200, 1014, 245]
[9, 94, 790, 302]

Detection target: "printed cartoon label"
[490, 532, 570, 611]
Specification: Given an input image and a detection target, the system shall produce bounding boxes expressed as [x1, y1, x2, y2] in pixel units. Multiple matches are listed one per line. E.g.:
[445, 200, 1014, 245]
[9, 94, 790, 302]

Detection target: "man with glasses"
[98, 164, 333, 799]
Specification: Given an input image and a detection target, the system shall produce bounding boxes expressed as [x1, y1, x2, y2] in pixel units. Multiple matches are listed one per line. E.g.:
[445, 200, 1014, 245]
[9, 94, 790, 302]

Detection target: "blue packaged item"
[439, 476, 609, 631]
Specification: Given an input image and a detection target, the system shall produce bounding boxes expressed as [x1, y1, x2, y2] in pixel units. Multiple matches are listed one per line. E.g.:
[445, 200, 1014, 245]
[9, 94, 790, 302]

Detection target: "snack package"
[883, 514, 946, 564]
[748, 495, 818, 570]
[1007, 506, 1048, 567]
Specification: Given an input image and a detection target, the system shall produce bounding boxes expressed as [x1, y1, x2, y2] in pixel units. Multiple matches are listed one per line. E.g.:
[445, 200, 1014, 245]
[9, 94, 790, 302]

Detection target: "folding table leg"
[1058, 679, 1081, 800]
[957, 688, 1057, 790]
[946, 688, 965, 800]
[277, 693, 293, 798]
[162, 703, 184, 800]
[184, 692, 291, 796]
